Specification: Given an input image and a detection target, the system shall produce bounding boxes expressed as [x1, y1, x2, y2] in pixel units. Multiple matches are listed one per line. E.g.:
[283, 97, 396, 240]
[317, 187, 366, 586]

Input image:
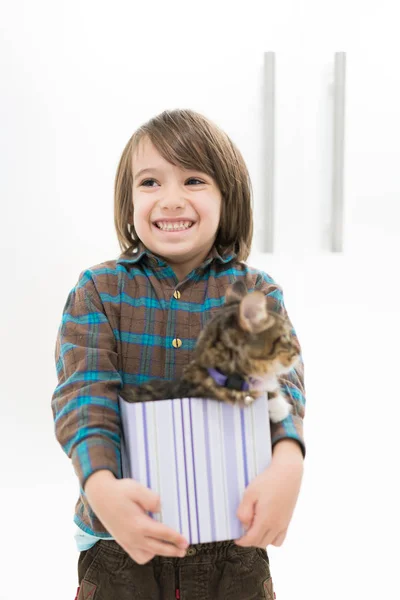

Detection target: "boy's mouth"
[152, 220, 195, 233]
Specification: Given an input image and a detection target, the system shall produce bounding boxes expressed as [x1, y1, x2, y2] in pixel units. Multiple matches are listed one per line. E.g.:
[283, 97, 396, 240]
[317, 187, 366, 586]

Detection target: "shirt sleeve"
[51, 270, 123, 490]
[255, 273, 306, 458]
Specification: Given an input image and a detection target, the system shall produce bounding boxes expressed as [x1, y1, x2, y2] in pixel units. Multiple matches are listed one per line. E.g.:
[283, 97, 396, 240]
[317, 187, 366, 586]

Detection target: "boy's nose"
[159, 195, 186, 210]
[158, 181, 188, 210]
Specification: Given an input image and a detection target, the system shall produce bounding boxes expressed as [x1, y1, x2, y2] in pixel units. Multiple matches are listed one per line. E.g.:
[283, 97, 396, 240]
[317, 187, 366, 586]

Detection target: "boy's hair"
[114, 108, 253, 262]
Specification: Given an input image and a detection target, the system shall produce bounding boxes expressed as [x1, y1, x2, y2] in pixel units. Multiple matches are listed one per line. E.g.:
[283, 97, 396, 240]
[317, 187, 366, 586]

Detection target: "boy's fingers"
[144, 537, 187, 557]
[129, 548, 155, 565]
[236, 496, 255, 529]
[127, 481, 161, 512]
[236, 525, 264, 547]
[143, 519, 188, 548]
[271, 530, 286, 546]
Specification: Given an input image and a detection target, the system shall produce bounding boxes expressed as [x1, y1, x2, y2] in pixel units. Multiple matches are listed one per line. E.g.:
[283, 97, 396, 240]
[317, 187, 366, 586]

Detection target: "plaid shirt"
[52, 241, 306, 535]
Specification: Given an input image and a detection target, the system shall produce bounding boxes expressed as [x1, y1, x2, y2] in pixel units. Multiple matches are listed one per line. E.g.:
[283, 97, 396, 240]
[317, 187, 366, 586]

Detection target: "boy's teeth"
[156, 221, 193, 231]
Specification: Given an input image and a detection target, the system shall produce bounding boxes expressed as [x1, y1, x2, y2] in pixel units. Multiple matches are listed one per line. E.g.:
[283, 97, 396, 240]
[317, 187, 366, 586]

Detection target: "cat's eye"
[272, 335, 290, 351]
[271, 338, 280, 351]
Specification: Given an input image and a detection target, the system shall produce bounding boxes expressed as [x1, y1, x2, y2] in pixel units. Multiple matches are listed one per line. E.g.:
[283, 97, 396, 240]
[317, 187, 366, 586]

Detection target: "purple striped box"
[119, 394, 272, 544]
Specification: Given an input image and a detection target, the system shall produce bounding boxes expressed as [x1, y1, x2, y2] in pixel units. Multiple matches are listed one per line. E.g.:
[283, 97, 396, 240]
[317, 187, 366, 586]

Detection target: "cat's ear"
[239, 291, 274, 333]
[224, 280, 248, 304]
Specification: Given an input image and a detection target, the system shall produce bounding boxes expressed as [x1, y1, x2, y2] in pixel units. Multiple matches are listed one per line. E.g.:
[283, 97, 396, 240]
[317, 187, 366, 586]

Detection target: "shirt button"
[172, 338, 182, 348]
[173, 290, 181, 299]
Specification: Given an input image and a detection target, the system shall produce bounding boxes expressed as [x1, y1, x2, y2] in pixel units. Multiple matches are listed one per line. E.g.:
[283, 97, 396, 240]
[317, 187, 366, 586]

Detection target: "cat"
[119, 280, 300, 423]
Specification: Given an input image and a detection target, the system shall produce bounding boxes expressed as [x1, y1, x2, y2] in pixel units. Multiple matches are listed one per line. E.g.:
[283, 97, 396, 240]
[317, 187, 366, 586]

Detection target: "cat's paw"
[268, 395, 292, 423]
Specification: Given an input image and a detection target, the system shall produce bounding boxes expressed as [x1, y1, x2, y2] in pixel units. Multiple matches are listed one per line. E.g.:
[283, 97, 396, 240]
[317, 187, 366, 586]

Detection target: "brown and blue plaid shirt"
[51, 241, 306, 536]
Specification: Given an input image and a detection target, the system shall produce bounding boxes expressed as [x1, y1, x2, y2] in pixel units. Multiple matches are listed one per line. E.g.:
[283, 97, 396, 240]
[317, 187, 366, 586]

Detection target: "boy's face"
[131, 137, 222, 281]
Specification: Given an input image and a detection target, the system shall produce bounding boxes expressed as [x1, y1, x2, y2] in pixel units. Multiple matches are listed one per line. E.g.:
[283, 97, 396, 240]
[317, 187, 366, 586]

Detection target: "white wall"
[1, 2, 399, 599]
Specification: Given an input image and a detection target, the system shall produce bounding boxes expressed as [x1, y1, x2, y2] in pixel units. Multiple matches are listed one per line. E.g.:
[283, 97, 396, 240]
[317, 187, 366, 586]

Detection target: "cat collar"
[207, 367, 249, 391]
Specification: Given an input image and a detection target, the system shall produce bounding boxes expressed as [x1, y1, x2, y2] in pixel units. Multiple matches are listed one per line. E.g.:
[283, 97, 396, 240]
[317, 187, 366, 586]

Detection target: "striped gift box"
[119, 394, 272, 544]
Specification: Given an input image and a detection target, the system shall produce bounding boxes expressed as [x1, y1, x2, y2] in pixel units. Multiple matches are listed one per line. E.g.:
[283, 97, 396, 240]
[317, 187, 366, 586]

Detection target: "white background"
[1, 1, 400, 599]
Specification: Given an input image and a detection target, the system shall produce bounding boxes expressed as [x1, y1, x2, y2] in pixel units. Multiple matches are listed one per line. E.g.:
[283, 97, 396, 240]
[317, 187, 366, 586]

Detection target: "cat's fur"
[119, 280, 300, 423]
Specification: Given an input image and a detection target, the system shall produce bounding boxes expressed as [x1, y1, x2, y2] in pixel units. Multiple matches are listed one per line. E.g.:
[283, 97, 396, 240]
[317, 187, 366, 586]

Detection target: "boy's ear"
[239, 291, 275, 333]
[224, 280, 248, 304]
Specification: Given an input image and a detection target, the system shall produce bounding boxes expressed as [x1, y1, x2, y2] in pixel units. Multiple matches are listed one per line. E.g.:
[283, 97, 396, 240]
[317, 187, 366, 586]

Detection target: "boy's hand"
[84, 470, 189, 564]
[235, 440, 304, 548]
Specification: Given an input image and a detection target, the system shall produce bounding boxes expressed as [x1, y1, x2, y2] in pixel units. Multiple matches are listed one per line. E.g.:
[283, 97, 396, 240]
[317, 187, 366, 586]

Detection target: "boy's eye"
[140, 178, 205, 187]
[141, 179, 158, 187]
[186, 178, 204, 185]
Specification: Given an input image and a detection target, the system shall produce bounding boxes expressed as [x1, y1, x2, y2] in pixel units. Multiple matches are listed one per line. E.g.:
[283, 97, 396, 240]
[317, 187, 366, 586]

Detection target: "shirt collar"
[117, 240, 237, 270]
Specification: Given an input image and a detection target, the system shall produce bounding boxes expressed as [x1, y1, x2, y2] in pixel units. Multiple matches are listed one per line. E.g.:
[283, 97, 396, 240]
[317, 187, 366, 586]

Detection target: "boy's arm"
[255, 273, 306, 459]
[51, 270, 123, 491]
[272, 438, 304, 461]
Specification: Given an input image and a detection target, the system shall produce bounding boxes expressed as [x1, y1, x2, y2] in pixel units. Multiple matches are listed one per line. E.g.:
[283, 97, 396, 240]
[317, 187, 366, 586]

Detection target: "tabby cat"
[119, 280, 300, 423]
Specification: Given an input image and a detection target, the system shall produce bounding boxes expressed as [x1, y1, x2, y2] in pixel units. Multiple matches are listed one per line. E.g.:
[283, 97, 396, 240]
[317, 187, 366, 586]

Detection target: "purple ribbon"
[207, 367, 250, 391]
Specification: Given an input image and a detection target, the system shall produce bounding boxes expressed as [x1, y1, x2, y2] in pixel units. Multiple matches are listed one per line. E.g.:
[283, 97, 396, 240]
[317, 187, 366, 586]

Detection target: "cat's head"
[194, 280, 300, 379]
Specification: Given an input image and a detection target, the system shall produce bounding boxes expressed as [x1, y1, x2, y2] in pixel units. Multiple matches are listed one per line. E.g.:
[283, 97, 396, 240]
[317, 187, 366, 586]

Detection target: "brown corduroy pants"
[77, 539, 275, 599]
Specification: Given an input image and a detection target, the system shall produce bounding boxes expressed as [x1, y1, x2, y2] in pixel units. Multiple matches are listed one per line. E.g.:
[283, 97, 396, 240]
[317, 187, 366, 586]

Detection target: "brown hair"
[114, 108, 253, 261]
